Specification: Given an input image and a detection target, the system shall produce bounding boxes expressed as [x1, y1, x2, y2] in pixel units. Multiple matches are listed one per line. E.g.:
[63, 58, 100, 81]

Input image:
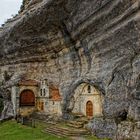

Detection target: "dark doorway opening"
[0, 95, 4, 114]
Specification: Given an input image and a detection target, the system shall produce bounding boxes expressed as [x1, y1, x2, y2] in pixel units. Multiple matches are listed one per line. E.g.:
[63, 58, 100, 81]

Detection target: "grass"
[0, 120, 110, 140]
[0, 120, 69, 140]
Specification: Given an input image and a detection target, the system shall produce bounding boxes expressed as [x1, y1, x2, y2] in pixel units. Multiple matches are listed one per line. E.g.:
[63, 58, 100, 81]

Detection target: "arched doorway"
[86, 101, 93, 117]
[20, 90, 35, 107]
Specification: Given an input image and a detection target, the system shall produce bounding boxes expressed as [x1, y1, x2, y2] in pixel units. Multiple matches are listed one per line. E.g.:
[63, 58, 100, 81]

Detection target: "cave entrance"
[20, 90, 35, 107]
[86, 101, 93, 117]
[0, 95, 4, 115]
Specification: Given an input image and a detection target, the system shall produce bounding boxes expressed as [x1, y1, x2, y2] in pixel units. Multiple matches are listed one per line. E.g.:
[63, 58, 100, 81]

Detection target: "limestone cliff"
[0, 0, 140, 139]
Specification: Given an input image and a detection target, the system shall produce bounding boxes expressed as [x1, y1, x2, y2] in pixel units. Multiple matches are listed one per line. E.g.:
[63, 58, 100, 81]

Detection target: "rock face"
[0, 0, 140, 139]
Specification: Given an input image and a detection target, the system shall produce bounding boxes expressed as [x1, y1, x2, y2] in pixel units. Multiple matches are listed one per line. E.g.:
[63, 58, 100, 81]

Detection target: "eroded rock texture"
[0, 0, 140, 139]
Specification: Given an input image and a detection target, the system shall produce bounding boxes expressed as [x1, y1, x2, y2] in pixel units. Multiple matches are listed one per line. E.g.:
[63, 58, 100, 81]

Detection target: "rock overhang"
[0, 0, 140, 66]
[0, 0, 70, 64]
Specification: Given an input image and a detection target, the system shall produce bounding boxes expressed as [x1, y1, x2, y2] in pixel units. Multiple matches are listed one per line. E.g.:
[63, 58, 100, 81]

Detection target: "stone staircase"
[43, 123, 90, 137]
[29, 112, 90, 137]
[66, 115, 89, 129]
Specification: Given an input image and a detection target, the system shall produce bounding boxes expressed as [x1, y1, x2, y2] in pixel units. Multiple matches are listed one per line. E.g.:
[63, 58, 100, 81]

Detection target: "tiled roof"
[49, 85, 61, 101]
[18, 79, 38, 86]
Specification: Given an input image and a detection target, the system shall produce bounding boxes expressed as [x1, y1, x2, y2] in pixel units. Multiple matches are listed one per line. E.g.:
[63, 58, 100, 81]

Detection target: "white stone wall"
[11, 86, 18, 117]
[36, 97, 62, 116]
[45, 100, 62, 115]
[72, 83, 103, 117]
[38, 80, 62, 116]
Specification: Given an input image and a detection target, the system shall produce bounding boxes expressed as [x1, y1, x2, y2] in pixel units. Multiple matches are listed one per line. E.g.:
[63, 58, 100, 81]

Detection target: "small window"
[88, 85, 91, 93]
[44, 93, 46, 96]
[43, 88, 45, 94]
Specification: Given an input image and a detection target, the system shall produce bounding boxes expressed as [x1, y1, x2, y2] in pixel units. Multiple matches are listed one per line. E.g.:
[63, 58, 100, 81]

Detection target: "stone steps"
[66, 121, 84, 128]
[44, 125, 90, 137]
[30, 112, 90, 137]
[65, 116, 89, 129]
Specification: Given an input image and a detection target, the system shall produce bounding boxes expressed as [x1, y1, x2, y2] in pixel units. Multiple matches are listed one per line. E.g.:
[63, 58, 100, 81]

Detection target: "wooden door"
[40, 102, 44, 111]
[20, 90, 35, 106]
[86, 101, 93, 117]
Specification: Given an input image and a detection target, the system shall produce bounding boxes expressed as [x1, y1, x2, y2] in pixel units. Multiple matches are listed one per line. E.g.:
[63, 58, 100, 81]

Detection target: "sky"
[0, 0, 22, 26]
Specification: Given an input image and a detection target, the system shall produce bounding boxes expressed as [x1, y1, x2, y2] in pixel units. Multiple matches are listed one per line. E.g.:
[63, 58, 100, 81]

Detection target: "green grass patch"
[0, 120, 110, 140]
[0, 120, 69, 140]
